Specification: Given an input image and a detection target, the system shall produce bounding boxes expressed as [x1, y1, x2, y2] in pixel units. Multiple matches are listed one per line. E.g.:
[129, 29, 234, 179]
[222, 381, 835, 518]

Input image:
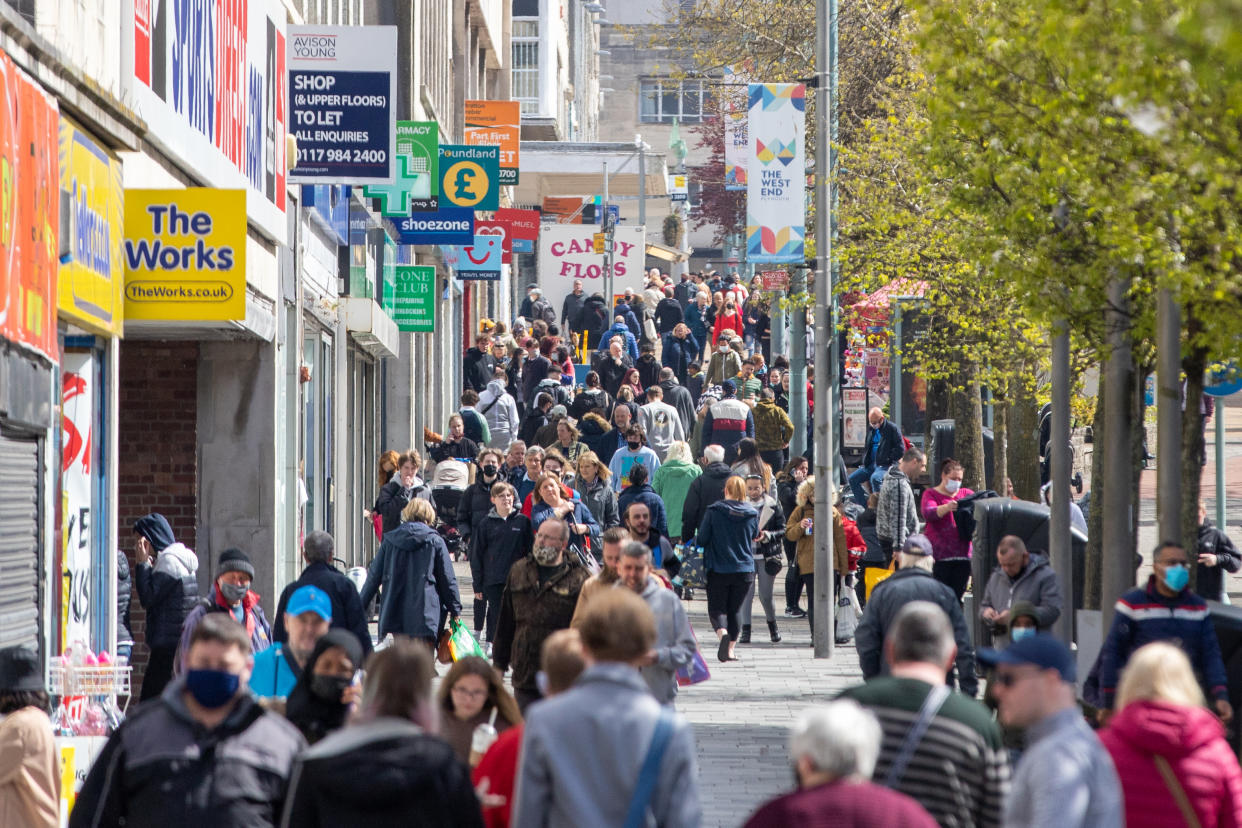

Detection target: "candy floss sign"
[536, 224, 644, 317]
[131, 0, 288, 240]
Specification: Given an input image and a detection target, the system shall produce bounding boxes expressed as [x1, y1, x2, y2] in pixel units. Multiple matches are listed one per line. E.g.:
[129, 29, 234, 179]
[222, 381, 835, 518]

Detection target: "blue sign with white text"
[391, 208, 475, 245]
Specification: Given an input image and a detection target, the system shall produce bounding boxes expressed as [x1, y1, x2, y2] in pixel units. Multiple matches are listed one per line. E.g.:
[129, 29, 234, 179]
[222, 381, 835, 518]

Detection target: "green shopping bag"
[447, 618, 486, 661]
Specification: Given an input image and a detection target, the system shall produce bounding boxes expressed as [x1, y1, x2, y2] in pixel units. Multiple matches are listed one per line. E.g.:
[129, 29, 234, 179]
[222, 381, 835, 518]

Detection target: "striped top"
[839, 677, 1010, 828]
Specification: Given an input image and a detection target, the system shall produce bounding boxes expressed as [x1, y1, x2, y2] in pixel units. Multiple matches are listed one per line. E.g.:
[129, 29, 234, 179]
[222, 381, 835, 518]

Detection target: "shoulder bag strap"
[623, 708, 676, 828]
[1154, 754, 1203, 828]
[883, 684, 951, 789]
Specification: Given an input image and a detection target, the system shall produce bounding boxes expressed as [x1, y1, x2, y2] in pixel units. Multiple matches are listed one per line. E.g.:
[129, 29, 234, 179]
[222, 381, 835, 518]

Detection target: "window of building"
[639, 78, 709, 123]
[512, 18, 540, 115]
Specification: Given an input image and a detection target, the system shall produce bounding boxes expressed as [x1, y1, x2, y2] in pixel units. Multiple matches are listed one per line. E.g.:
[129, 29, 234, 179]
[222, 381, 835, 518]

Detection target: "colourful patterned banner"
[746, 83, 805, 263]
[724, 111, 747, 191]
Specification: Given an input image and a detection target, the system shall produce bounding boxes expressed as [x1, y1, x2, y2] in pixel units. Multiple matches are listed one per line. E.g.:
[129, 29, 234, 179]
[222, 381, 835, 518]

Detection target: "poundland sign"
[123, 189, 247, 322]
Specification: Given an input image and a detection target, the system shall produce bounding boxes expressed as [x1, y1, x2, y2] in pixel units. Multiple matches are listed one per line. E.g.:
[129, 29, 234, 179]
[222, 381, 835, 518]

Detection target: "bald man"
[848, 407, 905, 506]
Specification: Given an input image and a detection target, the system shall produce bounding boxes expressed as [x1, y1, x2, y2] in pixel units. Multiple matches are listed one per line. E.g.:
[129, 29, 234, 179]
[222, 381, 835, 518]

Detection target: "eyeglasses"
[451, 685, 488, 699]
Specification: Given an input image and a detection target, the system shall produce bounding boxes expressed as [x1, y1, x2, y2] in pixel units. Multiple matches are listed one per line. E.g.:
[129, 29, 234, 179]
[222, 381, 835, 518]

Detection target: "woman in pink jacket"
[1101, 641, 1242, 828]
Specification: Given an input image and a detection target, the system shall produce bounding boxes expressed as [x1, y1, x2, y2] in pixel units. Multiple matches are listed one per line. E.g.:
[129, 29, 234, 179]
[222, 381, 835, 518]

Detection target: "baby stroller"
[429, 458, 470, 561]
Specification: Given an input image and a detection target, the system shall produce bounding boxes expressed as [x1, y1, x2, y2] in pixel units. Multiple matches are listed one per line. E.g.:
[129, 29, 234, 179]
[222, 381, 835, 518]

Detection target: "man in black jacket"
[561, 279, 587, 334]
[658, 368, 695, 436]
[462, 333, 496, 393]
[132, 513, 199, 700]
[272, 531, 372, 656]
[682, 444, 734, 540]
[848, 407, 905, 506]
[578, 292, 610, 351]
[71, 613, 305, 828]
[1196, 500, 1242, 601]
[853, 534, 978, 696]
[654, 285, 684, 335]
[661, 323, 700, 388]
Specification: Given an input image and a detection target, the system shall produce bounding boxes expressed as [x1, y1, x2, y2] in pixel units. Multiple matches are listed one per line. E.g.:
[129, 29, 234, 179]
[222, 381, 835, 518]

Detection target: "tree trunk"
[952, 366, 987, 490]
[1009, 380, 1042, 501]
[924, 377, 951, 450]
[1085, 384, 1105, 610]
[992, 383, 1009, 496]
[1182, 340, 1208, 588]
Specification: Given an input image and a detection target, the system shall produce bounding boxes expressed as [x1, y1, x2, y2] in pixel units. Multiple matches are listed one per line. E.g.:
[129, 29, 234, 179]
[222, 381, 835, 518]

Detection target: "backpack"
[533, 298, 556, 325]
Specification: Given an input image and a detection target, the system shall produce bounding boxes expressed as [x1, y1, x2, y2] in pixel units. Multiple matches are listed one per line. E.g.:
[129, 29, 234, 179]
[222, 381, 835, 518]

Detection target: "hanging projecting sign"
[464, 100, 520, 185]
[496, 207, 540, 253]
[393, 265, 435, 332]
[390, 207, 475, 245]
[747, 83, 806, 263]
[724, 111, 748, 191]
[130, 0, 287, 240]
[474, 220, 513, 264]
[288, 25, 397, 184]
[454, 235, 503, 280]
[438, 145, 500, 211]
[123, 189, 247, 321]
[364, 120, 439, 215]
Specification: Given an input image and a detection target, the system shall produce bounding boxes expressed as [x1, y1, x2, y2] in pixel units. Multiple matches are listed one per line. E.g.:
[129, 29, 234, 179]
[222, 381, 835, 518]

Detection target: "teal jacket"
[652, 459, 703, 538]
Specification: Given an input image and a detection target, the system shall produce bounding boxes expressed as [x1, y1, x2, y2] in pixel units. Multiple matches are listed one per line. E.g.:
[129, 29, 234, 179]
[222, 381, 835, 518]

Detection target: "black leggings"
[476, 584, 505, 642]
[140, 645, 177, 701]
[785, 547, 804, 609]
[933, 559, 972, 601]
[707, 571, 754, 641]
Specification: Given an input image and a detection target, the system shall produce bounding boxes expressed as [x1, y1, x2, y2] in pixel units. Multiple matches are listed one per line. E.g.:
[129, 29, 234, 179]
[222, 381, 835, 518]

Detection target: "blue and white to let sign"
[288, 25, 397, 184]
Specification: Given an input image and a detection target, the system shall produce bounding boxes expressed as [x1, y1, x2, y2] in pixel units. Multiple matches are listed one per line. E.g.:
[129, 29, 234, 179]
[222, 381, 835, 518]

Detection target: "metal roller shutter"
[0, 431, 40, 651]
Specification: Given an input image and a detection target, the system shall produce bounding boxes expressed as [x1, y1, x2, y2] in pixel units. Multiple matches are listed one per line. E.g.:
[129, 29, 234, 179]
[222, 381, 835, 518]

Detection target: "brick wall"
[118, 342, 199, 698]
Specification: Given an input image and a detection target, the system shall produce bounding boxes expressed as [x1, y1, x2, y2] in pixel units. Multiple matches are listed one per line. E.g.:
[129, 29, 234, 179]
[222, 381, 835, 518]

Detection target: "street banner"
[496, 207, 540, 253]
[474, 219, 513, 264]
[724, 111, 748, 190]
[760, 270, 789, 290]
[746, 83, 805, 263]
[842, 388, 869, 449]
[537, 225, 645, 318]
[393, 265, 435, 332]
[438, 145, 500, 211]
[123, 189, 247, 321]
[390, 207, 474, 245]
[364, 120, 438, 214]
[454, 235, 503, 280]
[288, 25, 397, 184]
[464, 100, 520, 185]
[59, 119, 125, 337]
[131, 0, 287, 238]
[60, 351, 96, 653]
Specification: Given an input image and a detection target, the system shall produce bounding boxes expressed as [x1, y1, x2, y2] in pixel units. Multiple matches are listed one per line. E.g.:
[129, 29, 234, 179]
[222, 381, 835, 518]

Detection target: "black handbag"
[763, 554, 783, 576]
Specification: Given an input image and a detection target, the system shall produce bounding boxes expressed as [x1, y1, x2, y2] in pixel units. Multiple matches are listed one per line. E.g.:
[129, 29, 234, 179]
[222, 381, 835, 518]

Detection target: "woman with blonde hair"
[785, 478, 848, 637]
[573, 450, 618, 529]
[1101, 642, 1242, 827]
[696, 475, 758, 663]
[436, 656, 522, 766]
[358, 494, 462, 649]
[652, 440, 702, 543]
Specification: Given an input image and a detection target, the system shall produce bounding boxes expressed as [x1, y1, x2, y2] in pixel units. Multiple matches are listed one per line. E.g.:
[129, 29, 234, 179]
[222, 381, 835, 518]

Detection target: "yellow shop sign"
[58, 120, 124, 336]
[123, 189, 246, 321]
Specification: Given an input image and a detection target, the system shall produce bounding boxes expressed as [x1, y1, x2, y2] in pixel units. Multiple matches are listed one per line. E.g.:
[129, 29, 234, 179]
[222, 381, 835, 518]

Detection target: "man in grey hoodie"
[617, 541, 696, 705]
[979, 535, 1063, 647]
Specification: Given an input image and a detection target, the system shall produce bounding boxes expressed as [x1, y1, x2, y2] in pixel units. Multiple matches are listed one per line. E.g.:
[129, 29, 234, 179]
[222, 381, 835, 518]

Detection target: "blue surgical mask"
[1010, 627, 1036, 643]
[1163, 564, 1190, 592]
[185, 669, 241, 708]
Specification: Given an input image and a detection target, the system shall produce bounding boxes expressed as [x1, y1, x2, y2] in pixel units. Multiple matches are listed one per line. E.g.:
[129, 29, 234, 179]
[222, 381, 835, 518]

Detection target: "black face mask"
[310, 674, 352, 704]
[482, 465, 498, 478]
[627, 441, 642, 451]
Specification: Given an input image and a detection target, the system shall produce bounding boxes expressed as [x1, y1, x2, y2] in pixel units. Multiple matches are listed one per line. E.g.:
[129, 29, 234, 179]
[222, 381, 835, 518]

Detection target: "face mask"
[185, 669, 240, 708]
[627, 441, 642, 451]
[945, 479, 962, 494]
[219, 582, 249, 604]
[1163, 563, 1190, 592]
[482, 464, 498, 478]
[532, 544, 561, 566]
[310, 673, 352, 704]
[1010, 627, 1036, 643]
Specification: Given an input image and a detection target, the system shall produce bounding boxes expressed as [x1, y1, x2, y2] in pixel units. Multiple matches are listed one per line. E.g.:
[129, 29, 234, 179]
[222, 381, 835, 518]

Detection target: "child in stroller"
[429, 458, 470, 561]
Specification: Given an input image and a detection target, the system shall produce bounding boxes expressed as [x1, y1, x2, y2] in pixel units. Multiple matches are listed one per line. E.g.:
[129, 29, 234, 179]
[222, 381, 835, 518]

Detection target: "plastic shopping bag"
[835, 593, 859, 644]
[865, 560, 895, 600]
[675, 627, 711, 687]
[447, 618, 487, 661]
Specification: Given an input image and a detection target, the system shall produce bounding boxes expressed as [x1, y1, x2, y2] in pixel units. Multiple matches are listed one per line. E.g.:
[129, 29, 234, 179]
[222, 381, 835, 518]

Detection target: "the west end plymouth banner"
[746, 83, 805, 264]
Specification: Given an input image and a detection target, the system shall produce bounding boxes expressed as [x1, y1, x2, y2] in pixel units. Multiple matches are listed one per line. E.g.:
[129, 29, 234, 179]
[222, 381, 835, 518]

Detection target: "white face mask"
[945, 479, 962, 494]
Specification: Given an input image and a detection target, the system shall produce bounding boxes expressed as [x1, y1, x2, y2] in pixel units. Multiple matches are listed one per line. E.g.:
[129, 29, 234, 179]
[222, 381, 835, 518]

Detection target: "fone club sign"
[287, 25, 398, 184]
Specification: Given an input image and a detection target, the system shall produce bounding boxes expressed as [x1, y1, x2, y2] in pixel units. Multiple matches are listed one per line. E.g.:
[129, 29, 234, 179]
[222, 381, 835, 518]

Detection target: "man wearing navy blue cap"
[980, 634, 1122, 828]
[250, 585, 332, 699]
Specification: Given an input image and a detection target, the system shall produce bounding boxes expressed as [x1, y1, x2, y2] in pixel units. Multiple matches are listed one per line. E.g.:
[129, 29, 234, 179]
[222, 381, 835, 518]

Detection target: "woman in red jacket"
[712, 300, 745, 346]
[1100, 641, 1242, 828]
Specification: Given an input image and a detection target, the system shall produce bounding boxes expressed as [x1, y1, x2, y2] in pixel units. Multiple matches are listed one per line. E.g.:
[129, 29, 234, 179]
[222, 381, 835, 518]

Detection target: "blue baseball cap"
[286, 585, 332, 622]
[977, 633, 1075, 682]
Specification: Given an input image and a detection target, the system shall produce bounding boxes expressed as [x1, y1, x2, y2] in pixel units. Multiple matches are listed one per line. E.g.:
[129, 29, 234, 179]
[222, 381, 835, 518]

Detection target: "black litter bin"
[929, 419, 994, 491]
[1208, 601, 1242, 755]
[969, 498, 1087, 648]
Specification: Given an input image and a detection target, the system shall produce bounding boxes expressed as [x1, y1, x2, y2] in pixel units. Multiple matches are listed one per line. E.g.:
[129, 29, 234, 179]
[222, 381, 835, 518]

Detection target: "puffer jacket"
[752, 399, 794, 451]
[751, 495, 786, 559]
[457, 477, 501, 541]
[479, 380, 520, 449]
[116, 549, 133, 647]
[651, 459, 702, 539]
[133, 543, 199, 650]
[853, 566, 978, 695]
[979, 553, 1063, 641]
[1102, 700, 1242, 828]
[359, 520, 462, 640]
[569, 387, 613, 421]
[785, 503, 848, 576]
[492, 558, 590, 692]
[577, 413, 616, 464]
[69, 677, 304, 828]
[374, 476, 433, 536]
[574, 475, 619, 529]
[696, 500, 758, 575]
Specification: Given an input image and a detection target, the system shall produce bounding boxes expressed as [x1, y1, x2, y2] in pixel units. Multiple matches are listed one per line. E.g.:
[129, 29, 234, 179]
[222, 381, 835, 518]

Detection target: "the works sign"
[132, 0, 288, 241]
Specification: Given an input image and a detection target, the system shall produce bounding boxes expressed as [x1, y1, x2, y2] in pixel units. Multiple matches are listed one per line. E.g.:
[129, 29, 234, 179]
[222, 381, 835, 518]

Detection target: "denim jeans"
[848, 464, 888, 506]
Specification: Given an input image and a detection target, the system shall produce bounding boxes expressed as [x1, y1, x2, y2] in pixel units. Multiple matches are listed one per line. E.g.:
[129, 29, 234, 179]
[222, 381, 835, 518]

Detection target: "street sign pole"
[603, 160, 614, 305]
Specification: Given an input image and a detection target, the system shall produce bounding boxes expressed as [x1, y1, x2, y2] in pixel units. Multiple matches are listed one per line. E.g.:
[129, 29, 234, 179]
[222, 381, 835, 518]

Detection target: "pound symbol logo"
[444, 160, 488, 207]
